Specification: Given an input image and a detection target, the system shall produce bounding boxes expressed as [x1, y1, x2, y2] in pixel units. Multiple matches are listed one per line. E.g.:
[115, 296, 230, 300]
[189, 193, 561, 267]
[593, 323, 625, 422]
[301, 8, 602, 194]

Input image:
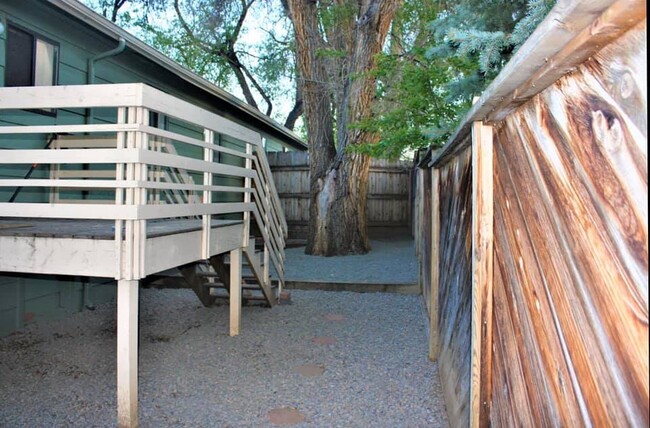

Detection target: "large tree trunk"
[309, 151, 372, 255]
[287, 0, 401, 256]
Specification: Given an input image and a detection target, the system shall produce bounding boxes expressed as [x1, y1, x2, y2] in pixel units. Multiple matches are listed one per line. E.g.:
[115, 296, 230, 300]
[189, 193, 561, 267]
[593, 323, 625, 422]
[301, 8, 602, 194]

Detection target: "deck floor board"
[0, 218, 242, 240]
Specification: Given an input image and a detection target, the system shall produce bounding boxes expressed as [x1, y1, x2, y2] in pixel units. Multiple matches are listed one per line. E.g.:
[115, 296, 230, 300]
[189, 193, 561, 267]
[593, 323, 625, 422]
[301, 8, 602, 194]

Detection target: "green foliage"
[81, 0, 299, 123]
[249, 34, 296, 104]
[82, 0, 167, 24]
[353, 49, 463, 158]
[352, 0, 463, 158]
[318, 2, 357, 31]
[353, 0, 554, 159]
[316, 48, 348, 59]
[428, 0, 555, 102]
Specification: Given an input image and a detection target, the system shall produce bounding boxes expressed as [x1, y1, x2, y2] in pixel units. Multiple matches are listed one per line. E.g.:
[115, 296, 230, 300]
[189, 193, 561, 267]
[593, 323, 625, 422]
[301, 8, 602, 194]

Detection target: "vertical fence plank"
[429, 168, 441, 361]
[470, 121, 494, 428]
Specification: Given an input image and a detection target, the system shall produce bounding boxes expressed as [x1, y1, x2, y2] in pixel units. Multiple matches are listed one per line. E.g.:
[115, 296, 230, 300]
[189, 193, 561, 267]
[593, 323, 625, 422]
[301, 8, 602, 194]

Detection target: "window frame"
[5, 21, 60, 116]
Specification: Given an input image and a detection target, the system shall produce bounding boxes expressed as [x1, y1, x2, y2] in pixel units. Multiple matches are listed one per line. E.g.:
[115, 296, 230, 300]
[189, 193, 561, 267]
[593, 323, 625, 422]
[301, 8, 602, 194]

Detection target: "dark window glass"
[5, 23, 58, 90]
[5, 26, 34, 87]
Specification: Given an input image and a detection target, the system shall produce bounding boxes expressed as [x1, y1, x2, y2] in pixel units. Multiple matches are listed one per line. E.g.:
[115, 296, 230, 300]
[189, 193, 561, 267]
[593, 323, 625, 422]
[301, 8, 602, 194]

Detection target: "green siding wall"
[0, 274, 115, 337]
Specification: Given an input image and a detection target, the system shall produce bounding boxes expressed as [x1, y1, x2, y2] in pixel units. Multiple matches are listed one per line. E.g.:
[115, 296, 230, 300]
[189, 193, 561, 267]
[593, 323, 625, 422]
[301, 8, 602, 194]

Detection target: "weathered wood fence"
[268, 151, 412, 239]
[415, 1, 647, 426]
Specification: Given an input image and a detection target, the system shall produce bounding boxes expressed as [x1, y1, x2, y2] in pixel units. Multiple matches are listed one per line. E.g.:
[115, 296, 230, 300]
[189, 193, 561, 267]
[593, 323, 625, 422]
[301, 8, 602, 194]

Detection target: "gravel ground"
[284, 238, 418, 283]
[0, 289, 447, 427]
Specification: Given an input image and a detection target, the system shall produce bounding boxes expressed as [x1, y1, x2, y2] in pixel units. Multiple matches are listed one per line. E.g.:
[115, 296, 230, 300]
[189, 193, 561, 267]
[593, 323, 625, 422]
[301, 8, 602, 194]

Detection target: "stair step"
[209, 292, 270, 305]
[197, 266, 268, 278]
[201, 282, 273, 291]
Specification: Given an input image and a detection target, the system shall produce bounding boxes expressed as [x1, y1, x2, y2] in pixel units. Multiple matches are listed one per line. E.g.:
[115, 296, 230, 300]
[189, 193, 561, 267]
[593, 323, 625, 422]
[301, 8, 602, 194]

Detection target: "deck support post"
[470, 120, 494, 428]
[117, 279, 139, 428]
[116, 105, 145, 427]
[229, 247, 242, 336]
[429, 168, 440, 361]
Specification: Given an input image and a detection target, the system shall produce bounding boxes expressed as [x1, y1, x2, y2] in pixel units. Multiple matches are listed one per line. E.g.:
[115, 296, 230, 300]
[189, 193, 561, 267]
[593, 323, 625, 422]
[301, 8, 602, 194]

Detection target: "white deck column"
[229, 248, 242, 336]
[117, 279, 139, 428]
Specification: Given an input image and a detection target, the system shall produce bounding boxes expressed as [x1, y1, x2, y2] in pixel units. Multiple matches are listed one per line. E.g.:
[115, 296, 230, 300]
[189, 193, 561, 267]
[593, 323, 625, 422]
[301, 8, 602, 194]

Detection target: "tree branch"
[237, 59, 274, 116]
[284, 77, 303, 130]
[111, 0, 128, 22]
[225, 52, 260, 109]
[173, 0, 218, 53]
[259, 27, 292, 47]
[229, 0, 255, 48]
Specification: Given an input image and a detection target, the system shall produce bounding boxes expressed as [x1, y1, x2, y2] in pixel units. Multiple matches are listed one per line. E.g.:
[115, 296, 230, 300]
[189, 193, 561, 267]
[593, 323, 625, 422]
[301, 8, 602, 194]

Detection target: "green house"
[0, 0, 305, 338]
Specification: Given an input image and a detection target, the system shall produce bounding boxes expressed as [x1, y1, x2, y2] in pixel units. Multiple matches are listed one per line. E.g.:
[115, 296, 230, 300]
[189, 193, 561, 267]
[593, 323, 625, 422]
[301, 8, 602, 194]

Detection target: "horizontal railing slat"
[0, 123, 140, 134]
[141, 126, 254, 159]
[0, 179, 251, 194]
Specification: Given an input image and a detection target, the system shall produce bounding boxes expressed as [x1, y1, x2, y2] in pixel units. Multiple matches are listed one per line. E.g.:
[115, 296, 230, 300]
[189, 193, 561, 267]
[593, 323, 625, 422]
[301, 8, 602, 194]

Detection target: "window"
[5, 23, 59, 88]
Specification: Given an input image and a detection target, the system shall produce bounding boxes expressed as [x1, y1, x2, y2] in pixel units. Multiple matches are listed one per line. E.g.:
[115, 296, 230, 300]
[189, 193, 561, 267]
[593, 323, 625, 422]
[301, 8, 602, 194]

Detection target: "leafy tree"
[170, 0, 275, 115]
[353, 0, 461, 158]
[285, 0, 403, 256]
[82, 0, 555, 255]
[358, 0, 555, 158]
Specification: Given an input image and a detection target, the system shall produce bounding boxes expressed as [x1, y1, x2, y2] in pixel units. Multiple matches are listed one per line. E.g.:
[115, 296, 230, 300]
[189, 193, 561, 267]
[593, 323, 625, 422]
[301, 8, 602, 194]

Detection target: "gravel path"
[0, 289, 447, 427]
[284, 238, 418, 283]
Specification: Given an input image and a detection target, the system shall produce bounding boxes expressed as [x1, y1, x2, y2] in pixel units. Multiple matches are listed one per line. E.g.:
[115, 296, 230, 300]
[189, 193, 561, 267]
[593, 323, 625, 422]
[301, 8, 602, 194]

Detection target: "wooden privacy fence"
[268, 151, 412, 239]
[415, 1, 647, 426]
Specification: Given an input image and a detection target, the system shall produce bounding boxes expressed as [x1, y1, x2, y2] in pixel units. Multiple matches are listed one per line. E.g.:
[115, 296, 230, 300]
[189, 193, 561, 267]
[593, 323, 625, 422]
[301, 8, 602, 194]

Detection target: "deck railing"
[0, 83, 287, 286]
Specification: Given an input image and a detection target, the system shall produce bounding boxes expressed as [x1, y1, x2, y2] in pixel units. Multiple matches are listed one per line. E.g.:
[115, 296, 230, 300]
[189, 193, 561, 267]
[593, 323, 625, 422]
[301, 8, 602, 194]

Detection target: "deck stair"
[164, 236, 279, 307]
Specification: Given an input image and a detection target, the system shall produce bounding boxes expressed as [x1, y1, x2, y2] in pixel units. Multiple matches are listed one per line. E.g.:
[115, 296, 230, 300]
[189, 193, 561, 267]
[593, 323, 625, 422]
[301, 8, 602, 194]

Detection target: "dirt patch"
[324, 313, 345, 321]
[293, 364, 325, 377]
[267, 407, 306, 426]
[312, 336, 337, 346]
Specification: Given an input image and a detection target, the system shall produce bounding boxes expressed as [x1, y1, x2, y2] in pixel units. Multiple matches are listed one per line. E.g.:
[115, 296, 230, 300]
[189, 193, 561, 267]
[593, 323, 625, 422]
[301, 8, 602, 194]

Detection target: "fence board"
[437, 144, 473, 428]
[491, 20, 647, 426]
[268, 152, 412, 238]
[414, 2, 647, 426]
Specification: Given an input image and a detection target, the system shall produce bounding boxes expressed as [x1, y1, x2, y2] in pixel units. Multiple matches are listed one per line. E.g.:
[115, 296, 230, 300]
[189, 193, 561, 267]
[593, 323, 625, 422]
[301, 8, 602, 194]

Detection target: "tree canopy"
[82, 0, 554, 157]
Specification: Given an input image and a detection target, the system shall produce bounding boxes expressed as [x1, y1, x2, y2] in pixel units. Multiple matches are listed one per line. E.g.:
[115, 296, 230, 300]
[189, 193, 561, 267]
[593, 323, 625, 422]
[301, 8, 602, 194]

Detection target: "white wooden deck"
[0, 83, 288, 428]
[0, 218, 243, 278]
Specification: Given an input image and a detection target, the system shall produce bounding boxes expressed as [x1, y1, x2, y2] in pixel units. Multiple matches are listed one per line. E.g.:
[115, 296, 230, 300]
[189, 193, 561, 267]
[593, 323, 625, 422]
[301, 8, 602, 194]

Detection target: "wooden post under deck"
[117, 279, 139, 428]
[229, 248, 242, 336]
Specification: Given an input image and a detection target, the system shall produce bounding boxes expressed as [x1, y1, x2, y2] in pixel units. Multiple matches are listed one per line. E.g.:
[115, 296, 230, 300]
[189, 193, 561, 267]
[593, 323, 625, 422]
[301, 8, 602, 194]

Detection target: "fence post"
[429, 167, 440, 361]
[470, 120, 494, 428]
